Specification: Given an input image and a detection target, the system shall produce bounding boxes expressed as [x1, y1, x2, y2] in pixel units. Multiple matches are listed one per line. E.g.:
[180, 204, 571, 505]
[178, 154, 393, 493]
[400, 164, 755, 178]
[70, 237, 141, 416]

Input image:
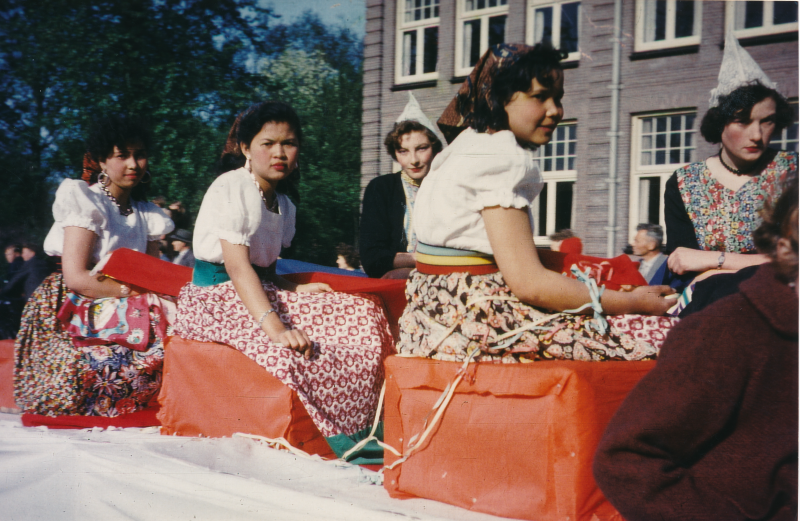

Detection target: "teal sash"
[192, 259, 272, 287]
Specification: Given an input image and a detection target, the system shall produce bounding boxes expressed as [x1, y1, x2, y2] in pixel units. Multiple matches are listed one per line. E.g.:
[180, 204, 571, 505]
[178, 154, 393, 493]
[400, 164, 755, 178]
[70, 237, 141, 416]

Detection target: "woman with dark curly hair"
[15, 115, 175, 417]
[665, 33, 797, 280]
[398, 43, 677, 364]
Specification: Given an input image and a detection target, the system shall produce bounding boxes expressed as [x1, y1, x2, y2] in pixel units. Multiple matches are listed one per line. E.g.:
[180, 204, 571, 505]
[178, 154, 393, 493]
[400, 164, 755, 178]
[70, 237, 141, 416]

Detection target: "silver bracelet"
[257, 309, 276, 329]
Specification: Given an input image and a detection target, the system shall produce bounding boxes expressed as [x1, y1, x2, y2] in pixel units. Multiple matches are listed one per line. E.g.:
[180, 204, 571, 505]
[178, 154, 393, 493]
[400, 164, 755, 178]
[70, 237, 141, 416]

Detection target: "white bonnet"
[395, 92, 447, 145]
[709, 31, 777, 108]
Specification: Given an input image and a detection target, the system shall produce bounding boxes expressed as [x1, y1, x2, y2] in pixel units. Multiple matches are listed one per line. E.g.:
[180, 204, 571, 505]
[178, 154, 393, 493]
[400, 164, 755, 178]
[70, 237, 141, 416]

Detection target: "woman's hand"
[667, 247, 718, 274]
[295, 282, 332, 294]
[261, 313, 314, 359]
[624, 285, 678, 316]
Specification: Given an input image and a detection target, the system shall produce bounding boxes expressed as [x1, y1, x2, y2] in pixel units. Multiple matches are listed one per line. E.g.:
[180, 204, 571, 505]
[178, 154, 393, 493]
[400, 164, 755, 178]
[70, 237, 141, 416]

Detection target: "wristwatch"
[717, 252, 726, 270]
[119, 284, 131, 297]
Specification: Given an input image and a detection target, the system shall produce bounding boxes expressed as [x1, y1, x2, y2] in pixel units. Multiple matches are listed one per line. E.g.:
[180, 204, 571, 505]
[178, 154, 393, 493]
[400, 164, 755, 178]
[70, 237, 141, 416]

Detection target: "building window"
[726, 1, 798, 39]
[532, 123, 577, 240]
[455, 0, 509, 77]
[526, 1, 581, 62]
[771, 100, 799, 152]
[396, 0, 440, 84]
[634, 0, 702, 52]
[629, 112, 696, 237]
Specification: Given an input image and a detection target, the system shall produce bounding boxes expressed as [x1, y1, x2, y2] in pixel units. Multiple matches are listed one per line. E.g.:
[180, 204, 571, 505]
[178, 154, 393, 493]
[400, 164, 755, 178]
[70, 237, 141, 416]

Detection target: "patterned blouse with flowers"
[664, 150, 797, 253]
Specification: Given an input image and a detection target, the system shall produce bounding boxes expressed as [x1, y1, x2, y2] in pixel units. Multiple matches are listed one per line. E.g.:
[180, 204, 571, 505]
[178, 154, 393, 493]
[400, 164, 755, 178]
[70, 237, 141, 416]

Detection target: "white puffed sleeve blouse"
[413, 128, 543, 254]
[43, 179, 174, 263]
[192, 168, 296, 267]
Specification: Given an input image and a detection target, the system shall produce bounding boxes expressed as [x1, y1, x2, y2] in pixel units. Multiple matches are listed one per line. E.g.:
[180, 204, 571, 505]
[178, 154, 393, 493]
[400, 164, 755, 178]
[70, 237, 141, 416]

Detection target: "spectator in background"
[360, 93, 445, 279]
[593, 179, 798, 521]
[632, 224, 668, 284]
[168, 201, 192, 230]
[169, 229, 195, 268]
[150, 195, 167, 209]
[335, 243, 360, 271]
[0, 244, 53, 303]
[4, 244, 23, 283]
[548, 229, 582, 254]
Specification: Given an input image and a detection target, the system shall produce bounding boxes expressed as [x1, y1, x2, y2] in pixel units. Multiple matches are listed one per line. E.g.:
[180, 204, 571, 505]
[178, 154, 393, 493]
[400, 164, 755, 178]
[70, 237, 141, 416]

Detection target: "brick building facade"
[360, 0, 798, 256]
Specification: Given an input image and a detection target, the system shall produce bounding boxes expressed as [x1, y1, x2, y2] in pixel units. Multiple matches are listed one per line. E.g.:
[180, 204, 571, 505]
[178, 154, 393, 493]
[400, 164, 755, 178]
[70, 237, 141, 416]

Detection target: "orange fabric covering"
[0, 339, 16, 411]
[559, 237, 584, 254]
[157, 336, 335, 458]
[383, 356, 656, 521]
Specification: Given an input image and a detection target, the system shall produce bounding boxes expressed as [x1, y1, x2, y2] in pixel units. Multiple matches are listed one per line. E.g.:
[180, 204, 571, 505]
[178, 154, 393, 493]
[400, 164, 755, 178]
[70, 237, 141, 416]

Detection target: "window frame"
[725, 1, 799, 40]
[454, 0, 510, 78]
[633, 0, 702, 53]
[395, 0, 441, 85]
[532, 121, 578, 244]
[628, 110, 697, 240]
[770, 99, 799, 152]
[525, 0, 582, 63]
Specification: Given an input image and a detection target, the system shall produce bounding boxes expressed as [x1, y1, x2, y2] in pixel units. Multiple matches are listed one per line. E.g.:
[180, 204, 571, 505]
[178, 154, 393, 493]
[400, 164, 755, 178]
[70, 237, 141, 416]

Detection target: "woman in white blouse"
[15, 115, 175, 416]
[174, 102, 393, 448]
[400, 43, 677, 363]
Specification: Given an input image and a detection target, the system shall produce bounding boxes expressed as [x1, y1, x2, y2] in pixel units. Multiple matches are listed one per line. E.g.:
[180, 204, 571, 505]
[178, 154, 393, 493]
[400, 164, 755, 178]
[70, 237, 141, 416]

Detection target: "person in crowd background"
[665, 32, 796, 289]
[169, 229, 195, 268]
[594, 178, 798, 521]
[4, 245, 23, 283]
[174, 101, 393, 446]
[0, 243, 52, 303]
[168, 201, 192, 230]
[335, 243, 360, 271]
[14, 114, 174, 417]
[632, 224, 668, 285]
[548, 228, 582, 254]
[359, 93, 445, 279]
[399, 43, 676, 364]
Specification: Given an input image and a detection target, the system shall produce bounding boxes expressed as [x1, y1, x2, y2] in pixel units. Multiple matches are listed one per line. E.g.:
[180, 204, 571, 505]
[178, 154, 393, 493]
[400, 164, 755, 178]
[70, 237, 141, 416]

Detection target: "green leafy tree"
[0, 0, 272, 245]
[256, 13, 364, 265]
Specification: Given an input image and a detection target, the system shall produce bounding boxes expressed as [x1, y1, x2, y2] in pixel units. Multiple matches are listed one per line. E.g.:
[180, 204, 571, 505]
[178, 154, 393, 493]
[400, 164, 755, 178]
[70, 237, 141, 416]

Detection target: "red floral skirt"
[173, 281, 395, 438]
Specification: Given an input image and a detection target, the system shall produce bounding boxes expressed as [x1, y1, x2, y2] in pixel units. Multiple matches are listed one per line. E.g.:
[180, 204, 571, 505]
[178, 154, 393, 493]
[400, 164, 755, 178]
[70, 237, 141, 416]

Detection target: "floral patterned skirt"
[398, 270, 678, 363]
[173, 281, 395, 438]
[14, 273, 167, 416]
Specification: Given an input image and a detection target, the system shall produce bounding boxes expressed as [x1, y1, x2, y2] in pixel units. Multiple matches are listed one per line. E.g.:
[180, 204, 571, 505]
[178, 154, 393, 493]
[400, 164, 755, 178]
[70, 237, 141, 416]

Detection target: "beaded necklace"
[100, 184, 133, 216]
[250, 171, 280, 214]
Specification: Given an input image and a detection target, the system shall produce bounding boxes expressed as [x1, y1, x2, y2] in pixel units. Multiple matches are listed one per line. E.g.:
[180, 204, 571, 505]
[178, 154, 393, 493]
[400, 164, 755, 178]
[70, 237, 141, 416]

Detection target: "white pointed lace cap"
[395, 92, 447, 146]
[709, 31, 777, 107]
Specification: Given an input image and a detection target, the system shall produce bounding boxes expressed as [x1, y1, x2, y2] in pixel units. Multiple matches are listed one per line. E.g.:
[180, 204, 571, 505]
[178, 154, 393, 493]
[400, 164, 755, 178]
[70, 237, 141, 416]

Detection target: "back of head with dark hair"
[217, 101, 303, 199]
[700, 81, 794, 144]
[384, 120, 444, 161]
[470, 43, 565, 134]
[85, 114, 153, 201]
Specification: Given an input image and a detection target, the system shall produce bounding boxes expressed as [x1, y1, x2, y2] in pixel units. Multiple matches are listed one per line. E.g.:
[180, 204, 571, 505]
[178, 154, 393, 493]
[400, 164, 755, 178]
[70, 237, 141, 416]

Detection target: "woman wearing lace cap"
[664, 31, 797, 284]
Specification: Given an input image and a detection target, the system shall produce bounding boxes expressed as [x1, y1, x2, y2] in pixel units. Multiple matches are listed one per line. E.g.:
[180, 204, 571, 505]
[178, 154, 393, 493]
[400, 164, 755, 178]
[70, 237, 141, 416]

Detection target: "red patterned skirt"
[398, 270, 678, 363]
[173, 281, 395, 438]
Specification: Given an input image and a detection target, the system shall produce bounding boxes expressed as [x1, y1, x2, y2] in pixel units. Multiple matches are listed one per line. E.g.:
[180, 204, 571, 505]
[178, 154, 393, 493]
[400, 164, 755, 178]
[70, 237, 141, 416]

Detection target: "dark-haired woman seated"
[15, 115, 174, 416]
[174, 101, 393, 442]
[665, 35, 797, 283]
[360, 95, 444, 279]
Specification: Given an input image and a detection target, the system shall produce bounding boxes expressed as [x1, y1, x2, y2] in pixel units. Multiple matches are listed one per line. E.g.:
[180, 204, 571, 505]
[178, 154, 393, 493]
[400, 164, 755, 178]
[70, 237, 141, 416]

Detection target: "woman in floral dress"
[173, 102, 393, 443]
[398, 43, 678, 364]
[15, 115, 175, 416]
[665, 34, 797, 282]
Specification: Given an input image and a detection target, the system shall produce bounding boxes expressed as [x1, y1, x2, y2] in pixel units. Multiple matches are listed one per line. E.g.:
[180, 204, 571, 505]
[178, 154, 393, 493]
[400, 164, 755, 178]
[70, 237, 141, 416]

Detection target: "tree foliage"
[0, 2, 363, 267]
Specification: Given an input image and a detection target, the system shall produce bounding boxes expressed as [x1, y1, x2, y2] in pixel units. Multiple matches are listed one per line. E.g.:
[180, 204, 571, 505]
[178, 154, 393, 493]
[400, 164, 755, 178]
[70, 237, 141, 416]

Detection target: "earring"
[245, 158, 251, 172]
[97, 171, 110, 187]
[141, 171, 152, 184]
